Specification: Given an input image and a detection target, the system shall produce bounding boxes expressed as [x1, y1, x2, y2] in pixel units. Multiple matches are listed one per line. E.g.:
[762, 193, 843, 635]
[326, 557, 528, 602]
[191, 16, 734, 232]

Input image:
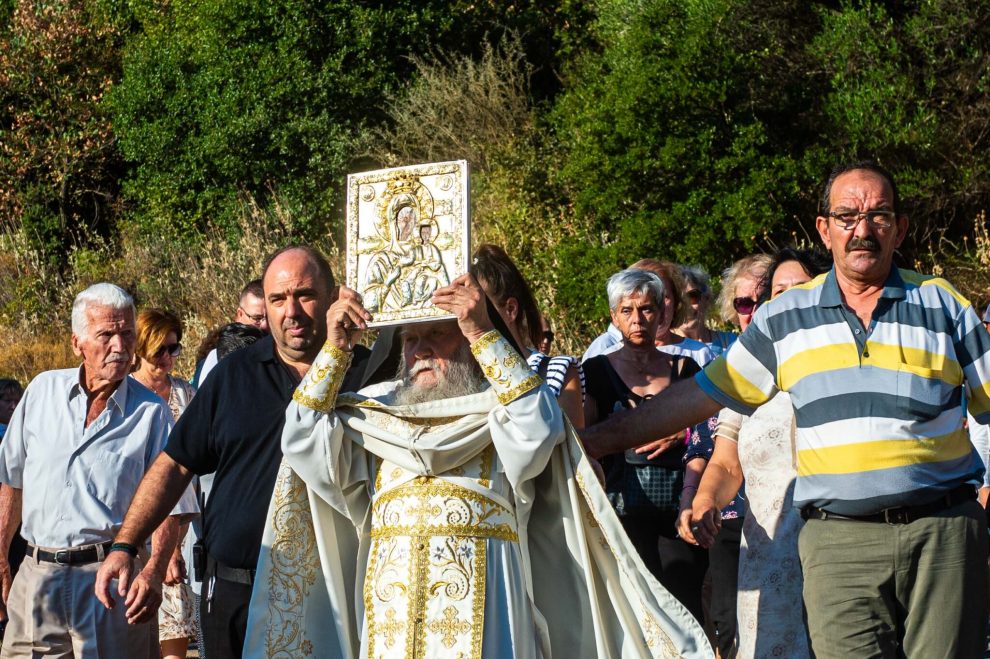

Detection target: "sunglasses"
[153, 343, 182, 359]
[685, 289, 706, 303]
[732, 296, 759, 315]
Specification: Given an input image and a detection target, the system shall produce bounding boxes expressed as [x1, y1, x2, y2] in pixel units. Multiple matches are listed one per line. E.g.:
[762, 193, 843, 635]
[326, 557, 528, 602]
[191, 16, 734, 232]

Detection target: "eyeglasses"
[153, 343, 182, 359]
[685, 289, 705, 303]
[239, 307, 267, 324]
[732, 297, 759, 315]
[828, 209, 896, 230]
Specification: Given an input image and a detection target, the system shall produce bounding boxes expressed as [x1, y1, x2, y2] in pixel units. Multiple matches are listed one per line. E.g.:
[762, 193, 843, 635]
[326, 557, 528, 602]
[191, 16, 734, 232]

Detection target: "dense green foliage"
[550, 0, 990, 323]
[4, 0, 990, 344]
[109, 0, 581, 238]
[553, 0, 823, 321]
[0, 0, 127, 254]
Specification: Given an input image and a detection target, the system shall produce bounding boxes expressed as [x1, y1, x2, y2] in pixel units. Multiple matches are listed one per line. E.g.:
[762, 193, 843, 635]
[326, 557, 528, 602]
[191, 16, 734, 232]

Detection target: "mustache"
[846, 236, 881, 252]
[407, 358, 440, 379]
[105, 352, 130, 364]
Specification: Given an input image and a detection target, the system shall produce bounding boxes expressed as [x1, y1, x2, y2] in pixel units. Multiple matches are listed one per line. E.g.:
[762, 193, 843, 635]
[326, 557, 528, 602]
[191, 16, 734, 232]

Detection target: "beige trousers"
[1, 552, 158, 659]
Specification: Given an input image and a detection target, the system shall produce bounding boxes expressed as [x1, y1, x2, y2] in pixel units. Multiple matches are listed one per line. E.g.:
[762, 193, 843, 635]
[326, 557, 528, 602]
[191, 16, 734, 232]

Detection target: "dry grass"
[0, 193, 339, 384]
[0, 332, 77, 385]
[913, 211, 990, 316]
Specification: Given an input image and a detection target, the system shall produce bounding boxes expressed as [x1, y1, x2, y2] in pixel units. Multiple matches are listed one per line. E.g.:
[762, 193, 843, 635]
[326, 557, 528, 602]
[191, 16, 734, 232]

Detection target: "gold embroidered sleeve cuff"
[470, 331, 542, 405]
[292, 342, 352, 413]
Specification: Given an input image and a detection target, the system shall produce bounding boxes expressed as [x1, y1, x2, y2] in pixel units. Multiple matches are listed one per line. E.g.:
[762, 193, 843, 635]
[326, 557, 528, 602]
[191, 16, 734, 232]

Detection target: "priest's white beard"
[392, 343, 489, 405]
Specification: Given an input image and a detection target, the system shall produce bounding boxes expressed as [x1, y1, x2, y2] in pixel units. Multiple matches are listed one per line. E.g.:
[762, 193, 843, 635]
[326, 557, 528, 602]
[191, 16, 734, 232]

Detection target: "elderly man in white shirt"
[0, 283, 197, 659]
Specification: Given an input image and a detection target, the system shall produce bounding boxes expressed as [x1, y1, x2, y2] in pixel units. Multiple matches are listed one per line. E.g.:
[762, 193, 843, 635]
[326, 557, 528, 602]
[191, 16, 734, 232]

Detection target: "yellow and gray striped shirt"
[696, 267, 988, 515]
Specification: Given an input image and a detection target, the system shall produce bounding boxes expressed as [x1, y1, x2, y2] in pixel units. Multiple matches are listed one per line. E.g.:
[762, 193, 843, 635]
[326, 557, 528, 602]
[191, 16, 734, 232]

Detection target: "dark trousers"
[201, 561, 253, 659]
[622, 510, 709, 624]
[708, 516, 742, 659]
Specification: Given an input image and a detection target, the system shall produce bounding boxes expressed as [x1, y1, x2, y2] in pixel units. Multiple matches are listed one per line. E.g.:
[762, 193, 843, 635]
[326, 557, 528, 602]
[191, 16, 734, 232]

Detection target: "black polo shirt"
[165, 335, 368, 569]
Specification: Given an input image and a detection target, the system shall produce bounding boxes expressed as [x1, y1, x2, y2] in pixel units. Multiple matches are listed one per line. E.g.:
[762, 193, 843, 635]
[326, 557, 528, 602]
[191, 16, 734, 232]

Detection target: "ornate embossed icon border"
[346, 160, 470, 327]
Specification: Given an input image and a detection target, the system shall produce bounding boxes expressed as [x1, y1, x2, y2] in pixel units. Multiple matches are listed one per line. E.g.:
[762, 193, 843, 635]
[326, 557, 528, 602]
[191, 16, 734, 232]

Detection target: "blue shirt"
[0, 367, 197, 547]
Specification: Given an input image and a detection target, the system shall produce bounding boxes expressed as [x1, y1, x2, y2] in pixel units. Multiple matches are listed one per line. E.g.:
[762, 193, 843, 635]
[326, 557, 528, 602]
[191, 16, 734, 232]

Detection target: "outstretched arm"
[94, 454, 193, 612]
[580, 377, 722, 460]
[119, 514, 180, 624]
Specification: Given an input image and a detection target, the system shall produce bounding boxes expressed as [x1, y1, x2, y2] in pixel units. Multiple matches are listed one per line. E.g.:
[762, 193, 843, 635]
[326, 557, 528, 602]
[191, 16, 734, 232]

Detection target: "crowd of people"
[0, 160, 988, 658]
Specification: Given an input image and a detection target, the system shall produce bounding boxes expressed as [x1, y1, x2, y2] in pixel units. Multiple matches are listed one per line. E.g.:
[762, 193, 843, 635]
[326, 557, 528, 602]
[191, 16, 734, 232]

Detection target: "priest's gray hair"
[606, 268, 666, 311]
[71, 283, 135, 337]
[392, 341, 489, 405]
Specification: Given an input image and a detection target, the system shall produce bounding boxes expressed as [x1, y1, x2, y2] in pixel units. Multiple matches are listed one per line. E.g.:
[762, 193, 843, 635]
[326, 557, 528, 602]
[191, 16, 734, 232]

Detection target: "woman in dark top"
[583, 267, 711, 625]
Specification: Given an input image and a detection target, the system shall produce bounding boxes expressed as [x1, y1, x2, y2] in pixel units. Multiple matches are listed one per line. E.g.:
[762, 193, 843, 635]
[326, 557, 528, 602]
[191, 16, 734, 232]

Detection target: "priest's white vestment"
[243, 330, 712, 658]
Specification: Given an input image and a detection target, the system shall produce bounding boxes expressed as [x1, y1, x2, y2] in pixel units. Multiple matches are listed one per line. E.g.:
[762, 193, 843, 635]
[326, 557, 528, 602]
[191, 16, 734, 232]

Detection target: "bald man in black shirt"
[96, 246, 369, 658]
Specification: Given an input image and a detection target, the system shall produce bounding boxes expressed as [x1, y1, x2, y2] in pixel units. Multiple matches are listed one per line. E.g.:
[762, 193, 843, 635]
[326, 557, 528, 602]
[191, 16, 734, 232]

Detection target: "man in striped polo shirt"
[582, 161, 990, 658]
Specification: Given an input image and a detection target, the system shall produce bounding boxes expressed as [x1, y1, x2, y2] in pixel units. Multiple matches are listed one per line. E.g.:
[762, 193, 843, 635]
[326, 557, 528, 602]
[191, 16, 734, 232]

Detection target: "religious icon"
[346, 161, 470, 327]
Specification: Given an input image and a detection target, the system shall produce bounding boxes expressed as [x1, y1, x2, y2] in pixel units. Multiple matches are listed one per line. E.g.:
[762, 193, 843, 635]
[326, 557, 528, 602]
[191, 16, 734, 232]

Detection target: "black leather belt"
[29, 540, 114, 565]
[801, 484, 976, 524]
[209, 556, 255, 585]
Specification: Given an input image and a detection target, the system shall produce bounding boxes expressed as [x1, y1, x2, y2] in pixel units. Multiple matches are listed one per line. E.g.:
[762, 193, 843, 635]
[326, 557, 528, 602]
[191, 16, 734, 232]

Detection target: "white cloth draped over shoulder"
[244, 332, 712, 659]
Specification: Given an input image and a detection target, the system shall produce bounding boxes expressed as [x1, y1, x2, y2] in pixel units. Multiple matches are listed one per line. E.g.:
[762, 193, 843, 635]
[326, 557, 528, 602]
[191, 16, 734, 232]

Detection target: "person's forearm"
[583, 378, 722, 458]
[143, 515, 179, 579]
[114, 453, 194, 547]
[0, 486, 21, 556]
[695, 455, 744, 511]
[173, 522, 189, 559]
[559, 374, 585, 430]
[679, 457, 707, 511]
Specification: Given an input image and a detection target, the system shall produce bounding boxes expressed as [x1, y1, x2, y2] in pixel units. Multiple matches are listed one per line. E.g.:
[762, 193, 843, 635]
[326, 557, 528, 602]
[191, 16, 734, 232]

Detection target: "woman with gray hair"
[583, 268, 711, 625]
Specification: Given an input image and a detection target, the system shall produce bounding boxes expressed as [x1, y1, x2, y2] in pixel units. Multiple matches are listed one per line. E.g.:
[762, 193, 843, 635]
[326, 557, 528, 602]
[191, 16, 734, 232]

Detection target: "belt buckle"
[53, 549, 72, 565]
[883, 508, 910, 524]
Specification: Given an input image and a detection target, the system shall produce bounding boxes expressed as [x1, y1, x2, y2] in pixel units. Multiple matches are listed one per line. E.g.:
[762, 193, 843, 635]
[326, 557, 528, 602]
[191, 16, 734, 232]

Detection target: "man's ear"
[893, 214, 909, 248]
[815, 215, 832, 251]
[71, 333, 82, 358]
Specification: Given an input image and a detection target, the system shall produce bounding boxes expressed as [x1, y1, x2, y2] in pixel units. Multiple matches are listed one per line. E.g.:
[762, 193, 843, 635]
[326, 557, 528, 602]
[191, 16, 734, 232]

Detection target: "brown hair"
[239, 278, 264, 302]
[471, 244, 542, 348]
[135, 308, 183, 363]
[629, 258, 688, 327]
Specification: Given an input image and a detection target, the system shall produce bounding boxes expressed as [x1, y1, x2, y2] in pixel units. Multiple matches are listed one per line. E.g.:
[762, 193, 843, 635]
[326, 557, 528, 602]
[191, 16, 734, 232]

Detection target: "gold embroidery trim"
[363, 533, 380, 658]
[409, 536, 428, 657]
[373, 477, 518, 543]
[374, 456, 384, 492]
[264, 466, 320, 656]
[478, 445, 493, 489]
[292, 342, 352, 412]
[470, 331, 543, 404]
[374, 476, 509, 512]
[371, 476, 519, 542]
[371, 523, 517, 542]
[492, 373, 542, 405]
[470, 539, 486, 658]
[468, 330, 502, 356]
